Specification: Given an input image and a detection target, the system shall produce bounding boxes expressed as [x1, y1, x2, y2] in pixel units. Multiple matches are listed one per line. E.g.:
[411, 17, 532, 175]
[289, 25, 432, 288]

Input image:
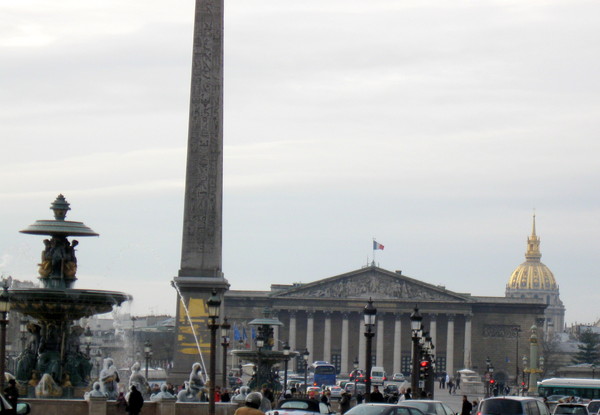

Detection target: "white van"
[370, 366, 387, 385]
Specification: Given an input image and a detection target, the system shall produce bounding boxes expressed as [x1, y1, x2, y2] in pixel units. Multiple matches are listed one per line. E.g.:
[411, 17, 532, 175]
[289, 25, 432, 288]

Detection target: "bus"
[538, 378, 600, 400]
[311, 361, 337, 387]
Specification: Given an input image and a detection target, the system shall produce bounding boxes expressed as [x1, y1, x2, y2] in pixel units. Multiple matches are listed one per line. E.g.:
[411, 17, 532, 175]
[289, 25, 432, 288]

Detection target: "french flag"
[373, 241, 384, 250]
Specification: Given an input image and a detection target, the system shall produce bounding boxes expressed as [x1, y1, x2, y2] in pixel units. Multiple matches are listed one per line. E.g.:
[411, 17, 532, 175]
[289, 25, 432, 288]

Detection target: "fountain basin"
[10, 288, 132, 321]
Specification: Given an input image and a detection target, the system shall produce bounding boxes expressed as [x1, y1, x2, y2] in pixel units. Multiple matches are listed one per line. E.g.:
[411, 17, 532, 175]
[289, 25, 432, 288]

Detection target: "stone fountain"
[9, 195, 132, 396]
[231, 309, 297, 391]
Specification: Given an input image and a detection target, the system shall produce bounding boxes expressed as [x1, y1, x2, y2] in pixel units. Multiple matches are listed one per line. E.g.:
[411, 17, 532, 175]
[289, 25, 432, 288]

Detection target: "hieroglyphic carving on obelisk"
[171, 0, 229, 383]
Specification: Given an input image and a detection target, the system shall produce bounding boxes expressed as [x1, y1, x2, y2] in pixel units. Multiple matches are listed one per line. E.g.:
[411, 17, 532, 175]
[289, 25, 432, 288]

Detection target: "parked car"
[345, 403, 425, 415]
[479, 396, 551, 415]
[325, 385, 343, 400]
[401, 400, 455, 415]
[267, 399, 333, 415]
[553, 404, 589, 415]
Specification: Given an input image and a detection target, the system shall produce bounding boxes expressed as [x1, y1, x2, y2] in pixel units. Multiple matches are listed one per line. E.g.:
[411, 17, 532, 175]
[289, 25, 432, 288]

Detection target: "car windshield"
[480, 399, 524, 415]
[279, 400, 319, 412]
[403, 403, 435, 413]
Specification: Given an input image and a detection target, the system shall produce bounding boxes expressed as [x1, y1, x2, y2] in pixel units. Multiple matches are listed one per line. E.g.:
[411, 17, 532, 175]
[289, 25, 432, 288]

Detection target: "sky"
[1, 0, 599, 324]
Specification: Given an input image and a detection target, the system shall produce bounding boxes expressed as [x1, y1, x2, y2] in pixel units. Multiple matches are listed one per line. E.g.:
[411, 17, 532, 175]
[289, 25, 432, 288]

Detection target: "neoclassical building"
[224, 265, 547, 382]
[506, 215, 565, 338]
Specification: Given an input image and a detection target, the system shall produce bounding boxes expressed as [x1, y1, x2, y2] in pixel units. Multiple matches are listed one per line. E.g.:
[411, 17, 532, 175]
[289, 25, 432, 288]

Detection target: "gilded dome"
[507, 261, 557, 291]
[506, 214, 558, 292]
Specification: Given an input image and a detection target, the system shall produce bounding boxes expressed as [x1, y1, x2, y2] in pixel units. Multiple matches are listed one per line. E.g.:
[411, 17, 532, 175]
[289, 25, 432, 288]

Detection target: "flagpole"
[372, 237, 376, 266]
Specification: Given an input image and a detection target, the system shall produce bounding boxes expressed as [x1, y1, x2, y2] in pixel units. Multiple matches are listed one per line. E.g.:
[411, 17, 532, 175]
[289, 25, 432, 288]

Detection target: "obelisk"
[170, 0, 230, 383]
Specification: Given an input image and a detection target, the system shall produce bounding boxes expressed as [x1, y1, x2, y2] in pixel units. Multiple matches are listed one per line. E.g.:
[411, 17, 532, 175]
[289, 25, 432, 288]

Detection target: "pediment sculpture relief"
[280, 273, 455, 301]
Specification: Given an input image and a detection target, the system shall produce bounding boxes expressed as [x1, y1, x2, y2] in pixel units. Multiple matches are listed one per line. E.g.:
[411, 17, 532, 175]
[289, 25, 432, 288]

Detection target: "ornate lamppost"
[84, 326, 93, 356]
[363, 298, 376, 402]
[221, 318, 231, 389]
[524, 325, 544, 394]
[255, 334, 264, 390]
[0, 280, 11, 391]
[207, 290, 221, 415]
[303, 348, 310, 396]
[283, 342, 291, 391]
[144, 340, 152, 380]
[410, 305, 423, 397]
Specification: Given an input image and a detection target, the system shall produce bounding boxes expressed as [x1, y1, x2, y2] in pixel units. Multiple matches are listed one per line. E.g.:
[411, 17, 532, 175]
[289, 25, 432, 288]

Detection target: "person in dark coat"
[3, 379, 19, 415]
[369, 386, 385, 403]
[461, 395, 473, 415]
[127, 385, 144, 415]
[339, 392, 352, 414]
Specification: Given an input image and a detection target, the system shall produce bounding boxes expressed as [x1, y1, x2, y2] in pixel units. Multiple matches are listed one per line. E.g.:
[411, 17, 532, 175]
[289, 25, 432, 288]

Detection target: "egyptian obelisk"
[170, 0, 230, 383]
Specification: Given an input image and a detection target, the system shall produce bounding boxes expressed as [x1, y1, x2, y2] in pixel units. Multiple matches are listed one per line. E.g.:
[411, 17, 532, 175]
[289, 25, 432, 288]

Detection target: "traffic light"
[489, 379, 495, 385]
[419, 360, 430, 378]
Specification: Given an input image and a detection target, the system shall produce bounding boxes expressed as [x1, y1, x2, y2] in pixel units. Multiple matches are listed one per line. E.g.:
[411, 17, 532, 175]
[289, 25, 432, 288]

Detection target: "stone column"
[376, 315, 385, 367]
[324, 311, 332, 363]
[464, 314, 472, 369]
[273, 318, 280, 351]
[306, 311, 314, 359]
[393, 316, 402, 374]
[341, 313, 349, 374]
[429, 314, 437, 352]
[289, 311, 297, 366]
[446, 314, 455, 376]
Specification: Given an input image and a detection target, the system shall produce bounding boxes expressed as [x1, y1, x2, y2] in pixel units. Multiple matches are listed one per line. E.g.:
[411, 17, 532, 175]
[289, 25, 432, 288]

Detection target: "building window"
[401, 354, 411, 375]
[436, 355, 446, 374]
[331, 353, 341, 373]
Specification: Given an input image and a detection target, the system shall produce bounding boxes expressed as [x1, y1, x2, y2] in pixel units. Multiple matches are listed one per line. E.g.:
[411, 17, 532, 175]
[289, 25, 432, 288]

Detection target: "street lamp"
[283, 342, 291, 392]
[363, 298, 376, 402]
[0, 280, 11, 391]
[410, 305, 423, 397]
[84, 326, 93, 356]
[256, 335, 264, 390]
[144, 340, 152, 380]
[221, 318, 231, 389]
[207, 290, 221, 415]
[303, 348, 310, 396]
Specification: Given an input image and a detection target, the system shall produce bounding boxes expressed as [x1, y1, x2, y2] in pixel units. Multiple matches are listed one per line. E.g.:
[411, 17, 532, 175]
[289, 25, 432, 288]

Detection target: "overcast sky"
[1, 0, 599, 325]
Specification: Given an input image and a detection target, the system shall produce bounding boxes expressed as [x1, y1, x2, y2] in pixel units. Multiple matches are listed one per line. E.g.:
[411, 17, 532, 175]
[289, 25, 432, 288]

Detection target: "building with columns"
[224, 265, 547, 383]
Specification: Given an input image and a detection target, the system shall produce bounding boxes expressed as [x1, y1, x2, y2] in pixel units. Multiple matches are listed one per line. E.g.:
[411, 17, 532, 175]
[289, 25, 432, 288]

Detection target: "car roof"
[484, 397, 541, 401]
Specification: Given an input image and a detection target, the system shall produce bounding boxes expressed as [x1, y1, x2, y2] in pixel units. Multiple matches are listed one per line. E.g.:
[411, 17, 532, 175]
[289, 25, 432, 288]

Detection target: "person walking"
[339, 391, 352, 415]
[126, 385, 144, 415]
[461, 395, 473, 415]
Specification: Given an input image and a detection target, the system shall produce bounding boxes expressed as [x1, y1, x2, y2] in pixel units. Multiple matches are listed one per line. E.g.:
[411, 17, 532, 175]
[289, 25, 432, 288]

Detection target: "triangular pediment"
[271, 266, 470, 302]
